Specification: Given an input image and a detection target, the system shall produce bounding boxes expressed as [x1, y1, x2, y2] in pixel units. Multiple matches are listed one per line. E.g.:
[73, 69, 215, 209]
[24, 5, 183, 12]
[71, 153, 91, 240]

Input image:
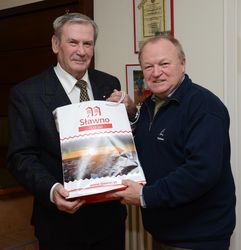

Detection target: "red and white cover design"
[53, 101, 145, 202]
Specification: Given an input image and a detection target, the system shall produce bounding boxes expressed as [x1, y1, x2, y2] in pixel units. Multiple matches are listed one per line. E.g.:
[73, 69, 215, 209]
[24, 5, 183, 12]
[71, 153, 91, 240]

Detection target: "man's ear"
[51, 35, 59, 54]
[181, 58, 186, 74]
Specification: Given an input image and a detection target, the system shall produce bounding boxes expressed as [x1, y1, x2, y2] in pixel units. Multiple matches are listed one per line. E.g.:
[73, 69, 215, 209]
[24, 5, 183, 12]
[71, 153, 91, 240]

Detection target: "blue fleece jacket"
[135, 74, 235, 250]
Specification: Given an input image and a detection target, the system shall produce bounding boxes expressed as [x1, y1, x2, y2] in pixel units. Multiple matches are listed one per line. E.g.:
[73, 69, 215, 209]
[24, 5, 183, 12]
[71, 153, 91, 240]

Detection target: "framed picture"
[125, 64, 151, 107]
[133, 0, 174, 53]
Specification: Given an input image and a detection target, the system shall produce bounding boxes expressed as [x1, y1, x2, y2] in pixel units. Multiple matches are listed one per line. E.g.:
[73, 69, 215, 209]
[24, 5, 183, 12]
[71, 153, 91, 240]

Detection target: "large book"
[53, 100, 145, 203]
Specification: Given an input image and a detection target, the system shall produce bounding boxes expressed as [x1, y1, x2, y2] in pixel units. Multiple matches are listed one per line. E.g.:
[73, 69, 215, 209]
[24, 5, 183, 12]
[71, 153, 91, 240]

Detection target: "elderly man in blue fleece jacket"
[108, 34, 236, 250]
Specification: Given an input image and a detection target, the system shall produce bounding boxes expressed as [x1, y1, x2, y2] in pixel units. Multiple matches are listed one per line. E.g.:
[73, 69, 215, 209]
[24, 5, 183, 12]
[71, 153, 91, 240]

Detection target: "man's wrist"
[139, 186, 146, 208]
[50, 182, 60, 203]
[129, 107, 140, 124]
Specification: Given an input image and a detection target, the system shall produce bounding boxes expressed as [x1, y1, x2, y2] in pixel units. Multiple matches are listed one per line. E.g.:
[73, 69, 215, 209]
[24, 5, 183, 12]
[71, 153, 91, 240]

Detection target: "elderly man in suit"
[7, 12, 128, 250]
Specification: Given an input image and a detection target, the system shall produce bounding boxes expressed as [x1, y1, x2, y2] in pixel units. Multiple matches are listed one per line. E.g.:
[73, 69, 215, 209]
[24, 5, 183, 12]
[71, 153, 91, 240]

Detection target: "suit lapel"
[89, 70, 114, 100]
[89, 71, 103, 100]
[41, 67, 71, 112]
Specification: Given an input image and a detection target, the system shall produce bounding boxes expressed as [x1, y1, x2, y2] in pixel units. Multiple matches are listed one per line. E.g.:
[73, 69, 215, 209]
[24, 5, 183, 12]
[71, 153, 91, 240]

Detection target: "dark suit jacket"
[7, 66, 127, 243]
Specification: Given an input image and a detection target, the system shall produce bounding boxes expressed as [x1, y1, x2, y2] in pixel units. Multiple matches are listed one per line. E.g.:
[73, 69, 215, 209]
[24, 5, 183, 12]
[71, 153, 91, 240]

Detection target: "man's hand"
[107, 90, 138, 119]
[52, 183, 85, 214]
[107, 179, 143, 206]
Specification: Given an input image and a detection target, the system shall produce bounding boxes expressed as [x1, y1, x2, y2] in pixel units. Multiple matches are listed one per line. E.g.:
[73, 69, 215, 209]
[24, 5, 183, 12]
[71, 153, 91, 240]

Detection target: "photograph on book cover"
[125, 64, 151, 107]
[133, 0, 174, 53]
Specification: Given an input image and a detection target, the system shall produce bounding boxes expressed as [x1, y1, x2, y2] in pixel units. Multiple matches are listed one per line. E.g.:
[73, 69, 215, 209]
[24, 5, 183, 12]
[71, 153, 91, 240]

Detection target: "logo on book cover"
[79, 105, 112, 132]
[86, 106, 101, 117]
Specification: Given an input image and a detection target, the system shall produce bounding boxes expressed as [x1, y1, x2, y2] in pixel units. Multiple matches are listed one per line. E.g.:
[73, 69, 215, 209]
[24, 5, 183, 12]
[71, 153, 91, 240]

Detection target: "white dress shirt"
[54, 63, 94, 103]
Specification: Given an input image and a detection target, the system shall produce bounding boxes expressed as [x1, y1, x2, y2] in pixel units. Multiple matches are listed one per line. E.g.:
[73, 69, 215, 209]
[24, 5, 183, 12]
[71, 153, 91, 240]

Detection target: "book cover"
[53, 101, 145, 202]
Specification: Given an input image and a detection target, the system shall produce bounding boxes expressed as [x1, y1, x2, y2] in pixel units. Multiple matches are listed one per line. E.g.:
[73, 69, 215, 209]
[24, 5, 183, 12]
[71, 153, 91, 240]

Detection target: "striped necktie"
[76, 80, 90, 102]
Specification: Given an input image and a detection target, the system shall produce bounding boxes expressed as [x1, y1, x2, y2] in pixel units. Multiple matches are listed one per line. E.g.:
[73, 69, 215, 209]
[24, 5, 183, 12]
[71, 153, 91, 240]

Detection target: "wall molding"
[223, 0, 240, 249]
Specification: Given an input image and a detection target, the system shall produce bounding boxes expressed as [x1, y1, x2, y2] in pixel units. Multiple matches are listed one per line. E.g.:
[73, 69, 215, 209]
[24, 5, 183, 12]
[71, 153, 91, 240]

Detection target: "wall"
[224, 1, 241, 250]
[94, 1, 137, 88]
[94, 1, 240, 250]
[94, 0, 223, 96]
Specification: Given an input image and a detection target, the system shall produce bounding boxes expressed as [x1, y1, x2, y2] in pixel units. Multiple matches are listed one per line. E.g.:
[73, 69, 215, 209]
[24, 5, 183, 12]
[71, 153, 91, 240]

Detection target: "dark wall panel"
[0, 0, 93, 171]
[0, 0, 93, 115]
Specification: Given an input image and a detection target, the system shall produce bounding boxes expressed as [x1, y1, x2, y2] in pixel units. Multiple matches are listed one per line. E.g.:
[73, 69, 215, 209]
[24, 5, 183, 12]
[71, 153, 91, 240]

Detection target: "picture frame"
[125, 64, 151, 107]
[133, 0, 174, 53]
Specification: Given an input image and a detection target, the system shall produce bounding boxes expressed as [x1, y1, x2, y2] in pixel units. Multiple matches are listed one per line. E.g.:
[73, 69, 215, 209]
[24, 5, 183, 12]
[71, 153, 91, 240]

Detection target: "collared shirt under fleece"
[134, 74, 236, 250]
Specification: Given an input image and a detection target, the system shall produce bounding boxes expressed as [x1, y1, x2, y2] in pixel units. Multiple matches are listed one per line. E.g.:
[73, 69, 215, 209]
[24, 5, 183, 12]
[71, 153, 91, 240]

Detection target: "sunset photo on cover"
[61, 133, 140, 182]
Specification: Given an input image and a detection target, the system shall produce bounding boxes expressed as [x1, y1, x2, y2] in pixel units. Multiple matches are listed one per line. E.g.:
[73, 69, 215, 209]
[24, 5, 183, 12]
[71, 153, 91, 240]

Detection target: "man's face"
[52, 22, 94, 79]
[140, 39, 185, 99]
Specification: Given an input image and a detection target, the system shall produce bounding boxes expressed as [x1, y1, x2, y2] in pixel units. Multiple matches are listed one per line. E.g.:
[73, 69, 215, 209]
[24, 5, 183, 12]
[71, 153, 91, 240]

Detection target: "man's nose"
[153, 65, 162, 76]
[76, 43, 85, 55]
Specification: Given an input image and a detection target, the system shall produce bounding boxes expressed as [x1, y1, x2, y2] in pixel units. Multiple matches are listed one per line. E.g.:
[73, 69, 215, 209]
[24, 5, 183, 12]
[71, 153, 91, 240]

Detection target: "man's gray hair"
[53, 12, 98, 44]
[138, 33, 186, 64]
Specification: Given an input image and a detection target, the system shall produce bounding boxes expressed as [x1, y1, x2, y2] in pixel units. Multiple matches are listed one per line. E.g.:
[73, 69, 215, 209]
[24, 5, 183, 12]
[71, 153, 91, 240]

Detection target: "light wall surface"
[94, 0, 223, 98]
[94, 0, 137, 90]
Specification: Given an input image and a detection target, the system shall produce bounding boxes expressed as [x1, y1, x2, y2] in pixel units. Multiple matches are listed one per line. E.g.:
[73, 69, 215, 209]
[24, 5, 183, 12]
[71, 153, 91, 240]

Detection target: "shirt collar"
[54, 63, 90, 94]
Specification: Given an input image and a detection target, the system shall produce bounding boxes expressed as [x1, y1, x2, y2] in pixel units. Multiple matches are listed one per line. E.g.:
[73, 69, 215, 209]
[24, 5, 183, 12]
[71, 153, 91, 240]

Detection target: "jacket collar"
[145, 74, 192, 107]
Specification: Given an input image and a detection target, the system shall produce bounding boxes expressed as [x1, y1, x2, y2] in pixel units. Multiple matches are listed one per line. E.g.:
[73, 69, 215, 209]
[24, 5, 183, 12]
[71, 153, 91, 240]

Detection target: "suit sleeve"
[7, 85, 57, 207]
